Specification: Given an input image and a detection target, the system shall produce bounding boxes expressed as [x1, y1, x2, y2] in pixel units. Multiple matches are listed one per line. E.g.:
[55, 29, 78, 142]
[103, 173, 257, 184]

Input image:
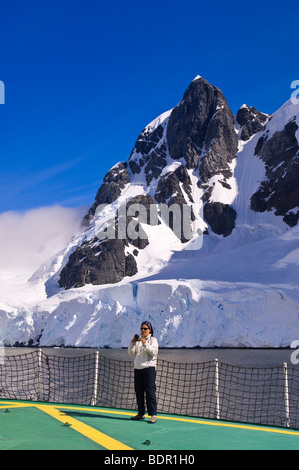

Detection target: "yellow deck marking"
[56, 405, 299, 438]
[156, 416, 299, 437]
[0, 401, 34, 406]
[0, 404, 34, 409]
[35, 404, 133, 450]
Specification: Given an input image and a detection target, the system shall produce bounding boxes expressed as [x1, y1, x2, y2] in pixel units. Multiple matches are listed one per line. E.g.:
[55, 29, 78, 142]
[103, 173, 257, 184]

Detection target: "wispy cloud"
[0, 205, 86, 282]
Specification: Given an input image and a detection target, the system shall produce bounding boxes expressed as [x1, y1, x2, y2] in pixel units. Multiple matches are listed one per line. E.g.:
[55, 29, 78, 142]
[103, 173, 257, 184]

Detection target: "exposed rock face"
[59, 238, 137, 289]
[167, 78, 238, 182]
[251, 120, 299, 226]
[59, 194, 158, 288]
[153, 78, 238, 238]
[129, 116, 168, 185]
[82, 162, 130, 226]
[203, 202, 237, 237]
[236, 105, 268, 141]
[155, 165, 193, 207]
[154, 165, 195, 242]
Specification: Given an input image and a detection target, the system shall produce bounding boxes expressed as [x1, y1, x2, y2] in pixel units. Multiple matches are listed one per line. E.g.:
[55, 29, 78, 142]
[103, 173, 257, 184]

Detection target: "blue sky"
[0, 0, 298, 213]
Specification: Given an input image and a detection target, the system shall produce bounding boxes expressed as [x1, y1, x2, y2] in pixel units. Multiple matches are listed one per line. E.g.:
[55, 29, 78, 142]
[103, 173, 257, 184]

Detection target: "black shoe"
[130, 414, 145, 420]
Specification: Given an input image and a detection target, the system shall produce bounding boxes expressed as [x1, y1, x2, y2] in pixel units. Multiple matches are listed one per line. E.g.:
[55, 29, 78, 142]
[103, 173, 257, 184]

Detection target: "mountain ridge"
[58, 76, 298, 290]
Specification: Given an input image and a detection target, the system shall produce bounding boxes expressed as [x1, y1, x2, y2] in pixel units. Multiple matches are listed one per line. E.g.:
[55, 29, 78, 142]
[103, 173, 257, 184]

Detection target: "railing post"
[215, 358, 220, 420]
[283, 362, 291, 428]
[37, 348, 42, 401]
[91, 350, 100, 406]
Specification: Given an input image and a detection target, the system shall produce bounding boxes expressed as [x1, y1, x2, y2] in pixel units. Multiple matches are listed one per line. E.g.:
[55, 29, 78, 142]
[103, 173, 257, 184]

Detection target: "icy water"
[4, 347, 295, 367]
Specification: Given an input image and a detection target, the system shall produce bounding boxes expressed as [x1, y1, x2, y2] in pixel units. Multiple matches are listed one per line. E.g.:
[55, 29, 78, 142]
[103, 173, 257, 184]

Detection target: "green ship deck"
[1, 400, 299, 450]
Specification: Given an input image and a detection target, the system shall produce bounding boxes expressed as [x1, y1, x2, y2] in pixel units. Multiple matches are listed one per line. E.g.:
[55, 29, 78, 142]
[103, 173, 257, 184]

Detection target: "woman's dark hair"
[141, 321, 154, 336]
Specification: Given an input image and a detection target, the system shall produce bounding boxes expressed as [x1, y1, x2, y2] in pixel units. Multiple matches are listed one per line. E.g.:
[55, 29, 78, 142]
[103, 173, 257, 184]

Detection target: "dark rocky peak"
[236, 105, 269, 141]
[251, 118, 299, 226]
[163, 77, 239, 238]
[167, 77, 238, 182]
[128, 77, 238, 187]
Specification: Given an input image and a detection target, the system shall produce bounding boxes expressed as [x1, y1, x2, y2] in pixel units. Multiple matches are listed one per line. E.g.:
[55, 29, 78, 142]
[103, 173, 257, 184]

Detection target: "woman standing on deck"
[128, 321, 158, 424]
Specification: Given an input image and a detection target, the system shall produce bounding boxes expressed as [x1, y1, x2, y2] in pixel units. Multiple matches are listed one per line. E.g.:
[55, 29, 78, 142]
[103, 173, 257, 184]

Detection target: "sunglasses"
[141, 327, 149, 330]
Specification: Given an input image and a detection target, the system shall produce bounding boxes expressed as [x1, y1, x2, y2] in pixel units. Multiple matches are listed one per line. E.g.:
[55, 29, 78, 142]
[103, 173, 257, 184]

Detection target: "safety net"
[0, 350, 298, 429]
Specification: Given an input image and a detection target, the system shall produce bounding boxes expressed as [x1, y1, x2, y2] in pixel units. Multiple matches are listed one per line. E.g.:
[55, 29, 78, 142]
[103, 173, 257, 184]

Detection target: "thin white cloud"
[0, 205, 87, 282]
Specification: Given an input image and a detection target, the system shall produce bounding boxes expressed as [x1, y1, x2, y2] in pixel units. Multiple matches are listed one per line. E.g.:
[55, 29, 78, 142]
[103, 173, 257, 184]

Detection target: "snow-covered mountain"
[1, 76, 299, 348]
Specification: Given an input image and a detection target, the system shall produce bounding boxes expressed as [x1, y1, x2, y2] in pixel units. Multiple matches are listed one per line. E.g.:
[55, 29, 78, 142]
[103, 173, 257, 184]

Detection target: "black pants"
[134, 367, 157, 416]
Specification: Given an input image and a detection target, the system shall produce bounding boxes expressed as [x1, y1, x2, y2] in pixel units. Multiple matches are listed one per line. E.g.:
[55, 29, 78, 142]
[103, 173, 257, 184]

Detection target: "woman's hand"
[131, 335, 146, 344]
